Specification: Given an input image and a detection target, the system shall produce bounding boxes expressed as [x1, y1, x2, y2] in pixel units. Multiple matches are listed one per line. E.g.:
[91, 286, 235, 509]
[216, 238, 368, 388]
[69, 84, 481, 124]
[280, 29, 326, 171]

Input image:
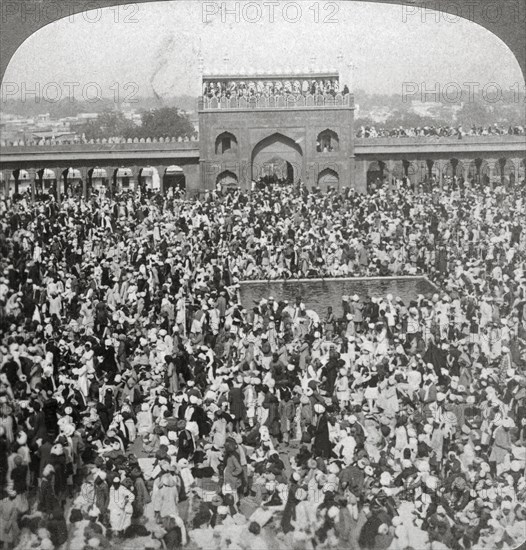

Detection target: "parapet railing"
[2, 132, 524, 153]
[0, 142, 200, 157]
[354, 135, 526, 146]
[199, 92, 353, 110]
[0, 135, 199, 148]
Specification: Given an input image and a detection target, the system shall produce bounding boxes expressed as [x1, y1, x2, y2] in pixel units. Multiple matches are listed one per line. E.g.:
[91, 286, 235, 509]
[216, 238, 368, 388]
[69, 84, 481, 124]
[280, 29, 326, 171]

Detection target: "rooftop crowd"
[1, 136, 197, 148]
[0, 171, 525, 550]
[356, 125, 526, 138]
[203, 79, 349, 100]
[3, 123, 524, 148]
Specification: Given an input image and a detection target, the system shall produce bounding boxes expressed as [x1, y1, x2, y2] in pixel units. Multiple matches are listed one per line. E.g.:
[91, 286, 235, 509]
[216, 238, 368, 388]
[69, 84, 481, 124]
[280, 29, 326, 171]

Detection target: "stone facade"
[198, 98, 355, 192]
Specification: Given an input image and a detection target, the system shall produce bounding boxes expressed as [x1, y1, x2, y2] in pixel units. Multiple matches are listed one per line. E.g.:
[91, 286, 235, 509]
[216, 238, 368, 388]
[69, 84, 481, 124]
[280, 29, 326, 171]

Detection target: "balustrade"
[201, 92, 352, 110]
[0, 135, 198, 147]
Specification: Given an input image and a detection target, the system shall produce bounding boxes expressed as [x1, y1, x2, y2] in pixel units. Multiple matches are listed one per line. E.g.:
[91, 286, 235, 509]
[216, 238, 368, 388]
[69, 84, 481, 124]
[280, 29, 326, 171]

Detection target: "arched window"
[316, 129, 339, 153]
[215, 132, 238, 155]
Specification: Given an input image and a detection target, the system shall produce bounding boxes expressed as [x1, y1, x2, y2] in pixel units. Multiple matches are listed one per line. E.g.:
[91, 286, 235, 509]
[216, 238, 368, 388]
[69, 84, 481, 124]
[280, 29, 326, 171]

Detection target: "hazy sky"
[2, 0, 523, 102]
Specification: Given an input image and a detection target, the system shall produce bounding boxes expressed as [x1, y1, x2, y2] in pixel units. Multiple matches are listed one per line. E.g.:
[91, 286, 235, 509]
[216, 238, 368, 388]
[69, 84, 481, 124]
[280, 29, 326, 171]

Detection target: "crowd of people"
[203, 78, 348, 100]
[356, 124, 526, 139]
[4, 124, 524, 149]
[0, 173, 525, 550]
[251, 175, 293, 189]
[1, 136, 198, 148]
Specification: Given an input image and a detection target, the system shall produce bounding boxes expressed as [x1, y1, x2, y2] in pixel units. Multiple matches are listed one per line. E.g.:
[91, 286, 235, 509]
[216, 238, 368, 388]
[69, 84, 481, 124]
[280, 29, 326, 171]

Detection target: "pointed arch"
[251, 132, 303, 183]
[251, 132, 303, 158]
[164, 165, 186, 191]
[317, 168, 339, 191]
[468, 158, 491, 186]
[216, 170, 239, 190]
[444, 158, 465, 179]
[496, 158, 515, 185]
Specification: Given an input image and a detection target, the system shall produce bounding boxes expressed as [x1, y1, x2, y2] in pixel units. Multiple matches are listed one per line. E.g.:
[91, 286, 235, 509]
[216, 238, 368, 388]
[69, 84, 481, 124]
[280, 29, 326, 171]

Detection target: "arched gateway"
[251, 133, 303, 184]
[198, 69, 354, 190]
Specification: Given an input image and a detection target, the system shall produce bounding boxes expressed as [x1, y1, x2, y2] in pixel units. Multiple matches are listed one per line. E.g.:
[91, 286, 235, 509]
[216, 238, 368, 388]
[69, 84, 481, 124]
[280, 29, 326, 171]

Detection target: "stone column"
[55, 167, 62, 206]
[433, 159, 444, 191]
[199, 160, 208, 192]
[130, 165, 139, 192]
[403, 160, 418, 192]
[347, 156, 356, 192]
[0, 171, 5, 200]
[157, 165, 167, 194]
[457, 158, 471, 183]
[101, 166, 115, 198]
[136, 168, 143, 195]
[35, 169, 43, 198]
[510, 157, 524, 188]
[78, 166, 89, 199]
[26, 168, 36, 202]
[384, 159, 395, 187]
[484, 158, 499, 190]
[417, 160, 428, 188]
[425, 159, 434, 182]
[353, 158, 368, 194]
[13, 169, 20, 196]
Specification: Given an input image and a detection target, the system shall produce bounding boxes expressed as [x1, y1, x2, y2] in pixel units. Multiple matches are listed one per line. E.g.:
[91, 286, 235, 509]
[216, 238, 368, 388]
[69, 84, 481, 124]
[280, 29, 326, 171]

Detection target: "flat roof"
[202, 72, 339, 80]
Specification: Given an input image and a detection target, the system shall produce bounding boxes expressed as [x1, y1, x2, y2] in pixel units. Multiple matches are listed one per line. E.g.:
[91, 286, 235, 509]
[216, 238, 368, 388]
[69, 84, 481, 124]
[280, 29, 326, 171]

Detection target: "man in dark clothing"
[176, 420, 195, 461]
[313, 405, 331, 459]
[269, 353, 286, 382]
[2, 355, 20, 388]
[338, 463, 365, 497]
[43, 394, 59, 439]
[321, 355, 340, 395]
[0, 430, 8, 489]
[27, 401, 48, 446]
[228, 383, 246, 430]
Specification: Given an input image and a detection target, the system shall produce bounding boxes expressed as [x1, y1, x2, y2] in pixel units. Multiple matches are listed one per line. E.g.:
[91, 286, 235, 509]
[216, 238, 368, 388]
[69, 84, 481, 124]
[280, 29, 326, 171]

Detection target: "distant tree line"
[1, 95, 197, 118]
[355, 96, 525, 130]
[76, 107, 196, 140]
[3, 90, 524, 136]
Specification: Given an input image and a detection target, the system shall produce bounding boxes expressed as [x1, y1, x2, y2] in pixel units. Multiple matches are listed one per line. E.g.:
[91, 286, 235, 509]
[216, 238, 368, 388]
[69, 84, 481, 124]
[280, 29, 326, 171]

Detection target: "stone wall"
[198, 106, 355, 190]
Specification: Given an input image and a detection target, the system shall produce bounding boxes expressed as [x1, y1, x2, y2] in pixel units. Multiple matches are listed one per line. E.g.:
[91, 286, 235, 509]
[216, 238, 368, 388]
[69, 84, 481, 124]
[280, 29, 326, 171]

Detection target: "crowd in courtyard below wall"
[0, 172, 524, 550]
